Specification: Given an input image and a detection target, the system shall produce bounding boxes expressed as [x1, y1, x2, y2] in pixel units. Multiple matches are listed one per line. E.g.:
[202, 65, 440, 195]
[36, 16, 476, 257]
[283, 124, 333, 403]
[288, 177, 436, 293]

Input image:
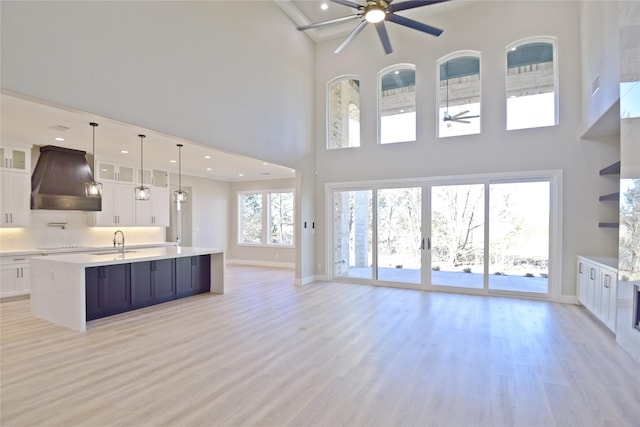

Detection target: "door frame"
[325, 169, 563, 300]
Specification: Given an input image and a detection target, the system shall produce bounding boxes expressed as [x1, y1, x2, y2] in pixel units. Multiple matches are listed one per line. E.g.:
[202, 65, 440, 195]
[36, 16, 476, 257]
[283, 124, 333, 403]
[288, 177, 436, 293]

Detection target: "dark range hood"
[31, 145, 102, 211]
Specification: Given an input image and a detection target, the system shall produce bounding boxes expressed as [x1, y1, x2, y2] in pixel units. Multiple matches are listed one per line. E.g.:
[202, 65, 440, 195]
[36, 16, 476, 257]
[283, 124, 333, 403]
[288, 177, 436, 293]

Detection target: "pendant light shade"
[85, 122, 103, 198]
[173, 144, 187, 206]
[135, 134, 150, 201]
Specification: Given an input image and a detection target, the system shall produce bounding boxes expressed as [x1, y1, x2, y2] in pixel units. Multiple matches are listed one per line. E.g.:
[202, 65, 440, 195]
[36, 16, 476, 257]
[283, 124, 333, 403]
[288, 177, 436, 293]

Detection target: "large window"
[379, 64, 416, 144]
[506, 38, 557, 130]
[327, 76, 360, 149]
[437, 52, 481, 138]
[238, 190, 294, 246]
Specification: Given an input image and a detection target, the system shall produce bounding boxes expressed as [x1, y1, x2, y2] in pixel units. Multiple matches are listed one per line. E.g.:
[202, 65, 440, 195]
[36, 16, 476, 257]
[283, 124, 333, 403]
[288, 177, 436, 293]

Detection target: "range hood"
[31, 145, 102, 211]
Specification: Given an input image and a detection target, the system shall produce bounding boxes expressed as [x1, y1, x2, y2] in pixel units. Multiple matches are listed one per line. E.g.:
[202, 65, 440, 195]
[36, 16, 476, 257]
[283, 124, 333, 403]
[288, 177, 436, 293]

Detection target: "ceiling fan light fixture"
[365, 5, 385, 23]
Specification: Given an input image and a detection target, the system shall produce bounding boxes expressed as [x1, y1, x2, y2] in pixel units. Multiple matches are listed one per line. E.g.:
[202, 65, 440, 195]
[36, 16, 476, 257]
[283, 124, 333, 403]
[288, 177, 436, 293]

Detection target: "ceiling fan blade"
[387, 13, 443, 36]
[455, 115, 480, 120]
[375, 22, 393, 54]
[334, 20, 368, 53]
[452, 110, 470, 118]
[330, 0, 364, 10]
[453, 119, 471, 124]
[388, 0, 449, 13]
[297, 14, 362, 31]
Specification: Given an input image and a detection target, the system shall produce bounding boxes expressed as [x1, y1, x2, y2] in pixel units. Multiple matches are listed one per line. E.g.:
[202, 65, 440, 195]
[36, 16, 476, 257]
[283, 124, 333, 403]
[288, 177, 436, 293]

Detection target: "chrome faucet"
[113, 230, 125, 254]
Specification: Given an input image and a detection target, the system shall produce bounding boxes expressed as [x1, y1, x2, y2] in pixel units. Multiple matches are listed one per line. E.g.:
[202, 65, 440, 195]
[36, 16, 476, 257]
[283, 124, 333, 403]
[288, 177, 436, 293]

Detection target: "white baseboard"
[295, 274, 318, 287]
[226, 259, 294, 269]
[555, 294, 579, 304]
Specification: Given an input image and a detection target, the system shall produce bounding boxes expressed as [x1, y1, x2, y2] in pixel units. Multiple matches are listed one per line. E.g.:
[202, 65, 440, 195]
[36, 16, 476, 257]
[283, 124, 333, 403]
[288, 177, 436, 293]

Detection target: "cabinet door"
[1, 171, 30, 227]
[154, 259, 175, 302]
[114, 183, 135, 226]
[193, 255, 211, 293]
[175, 257, 195, 297]
[577, 260, 589, 305]
[0, 265, 21, 296]
[85, 267, 103, 320]
[102, 264, 131, 315]
[152, 187, 170, 226]
[131, 262, 155, 308]
[93, 182, 135, 226]
[587, 265, 598, 310]
[19, 265, 30, 293]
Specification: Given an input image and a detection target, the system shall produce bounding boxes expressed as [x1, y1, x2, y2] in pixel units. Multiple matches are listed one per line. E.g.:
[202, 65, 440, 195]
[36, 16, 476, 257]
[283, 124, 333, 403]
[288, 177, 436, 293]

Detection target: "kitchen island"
[30, 246, 224, 331]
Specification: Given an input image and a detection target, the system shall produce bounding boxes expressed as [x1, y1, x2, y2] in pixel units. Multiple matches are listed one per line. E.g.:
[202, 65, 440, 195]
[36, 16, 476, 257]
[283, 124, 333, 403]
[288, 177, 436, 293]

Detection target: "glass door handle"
[420, 238, 431, 250]
[420, 238, 425, 250]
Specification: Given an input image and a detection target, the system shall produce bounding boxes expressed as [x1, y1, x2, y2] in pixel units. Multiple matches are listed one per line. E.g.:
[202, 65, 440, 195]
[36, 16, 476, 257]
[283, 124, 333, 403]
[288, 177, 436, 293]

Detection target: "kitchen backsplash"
[0, 210, 166, 251]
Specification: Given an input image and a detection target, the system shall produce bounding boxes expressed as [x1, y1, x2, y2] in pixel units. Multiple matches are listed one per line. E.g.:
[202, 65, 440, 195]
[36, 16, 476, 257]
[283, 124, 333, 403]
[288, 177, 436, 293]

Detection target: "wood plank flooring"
[1, 265, 639, 427]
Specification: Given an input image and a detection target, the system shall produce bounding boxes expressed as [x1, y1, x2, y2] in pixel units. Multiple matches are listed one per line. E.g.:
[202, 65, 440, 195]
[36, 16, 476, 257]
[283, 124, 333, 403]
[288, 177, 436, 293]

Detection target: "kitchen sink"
[90, 250, 138, 256]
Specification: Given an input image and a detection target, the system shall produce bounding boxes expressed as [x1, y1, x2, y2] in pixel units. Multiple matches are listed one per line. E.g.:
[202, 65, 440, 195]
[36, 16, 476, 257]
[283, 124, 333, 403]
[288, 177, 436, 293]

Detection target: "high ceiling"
[0, 92, 295, 183]
[278, 0, 468, 42]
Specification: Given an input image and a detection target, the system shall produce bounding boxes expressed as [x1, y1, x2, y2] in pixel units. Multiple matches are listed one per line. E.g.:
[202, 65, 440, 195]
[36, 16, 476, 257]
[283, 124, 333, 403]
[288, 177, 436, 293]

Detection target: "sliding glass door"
[431, 184, 485, 289]
[330, 175, 555, 296]
[333, 190, 372, 279]
[377, 187, 422, 284]
[488, 181, 550, 294]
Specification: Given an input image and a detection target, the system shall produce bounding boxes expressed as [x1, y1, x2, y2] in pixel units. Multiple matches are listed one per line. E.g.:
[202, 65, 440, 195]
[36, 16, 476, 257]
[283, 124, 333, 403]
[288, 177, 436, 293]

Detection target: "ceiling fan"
[296, 0, 449, 55]
[442, 77, 479, 124]
[443, 110, 479, 124]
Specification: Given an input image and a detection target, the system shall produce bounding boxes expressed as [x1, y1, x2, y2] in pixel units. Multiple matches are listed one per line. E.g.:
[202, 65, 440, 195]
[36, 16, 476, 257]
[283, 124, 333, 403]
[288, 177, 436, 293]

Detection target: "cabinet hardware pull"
[590, 268, 595, 280]
[10, 213, 12, 223]
[579, 263, 582, 273]
[16, 268, 20, 278]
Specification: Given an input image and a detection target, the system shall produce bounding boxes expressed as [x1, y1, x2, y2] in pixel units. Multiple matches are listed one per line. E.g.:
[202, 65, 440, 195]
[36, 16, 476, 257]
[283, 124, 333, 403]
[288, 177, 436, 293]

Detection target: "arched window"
[327, 76, 360, 149]
[378, 64, 416, 144]
[437, 51, 481, 138]
[506, 37, 558, 130]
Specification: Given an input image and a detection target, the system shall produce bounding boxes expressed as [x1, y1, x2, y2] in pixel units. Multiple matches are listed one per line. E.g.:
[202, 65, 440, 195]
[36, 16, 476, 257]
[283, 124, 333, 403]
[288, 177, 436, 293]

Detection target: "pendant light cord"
[90, 122, 98, 175]
[178, 144, 183, 192]
[139, 134, 145, 185]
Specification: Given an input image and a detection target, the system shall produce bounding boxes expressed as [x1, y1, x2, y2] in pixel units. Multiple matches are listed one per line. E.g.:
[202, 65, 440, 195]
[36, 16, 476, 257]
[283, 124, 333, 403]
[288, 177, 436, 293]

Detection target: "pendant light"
[173, 143, 187, 206]
[135, 134, 150, 200]
[85, 122, 103, 198]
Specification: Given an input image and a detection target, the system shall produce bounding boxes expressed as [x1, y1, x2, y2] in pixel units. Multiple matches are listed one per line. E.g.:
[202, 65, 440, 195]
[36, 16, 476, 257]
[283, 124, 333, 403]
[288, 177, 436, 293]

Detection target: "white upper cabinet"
[135, 186, 169, 227]
[90, 181, 135, 227]
[0, 170, 31, 227]
[0, 146, 30, 172]
[97, 160, 135, 183]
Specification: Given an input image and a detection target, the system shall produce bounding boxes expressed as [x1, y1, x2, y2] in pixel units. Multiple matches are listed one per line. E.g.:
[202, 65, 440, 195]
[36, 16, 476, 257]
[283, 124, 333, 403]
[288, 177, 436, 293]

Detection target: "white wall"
[580, 1, 621, 133]
[312, 0, 620, 298]
[168, 173, 230, 250]
[1, 0, 317, 281]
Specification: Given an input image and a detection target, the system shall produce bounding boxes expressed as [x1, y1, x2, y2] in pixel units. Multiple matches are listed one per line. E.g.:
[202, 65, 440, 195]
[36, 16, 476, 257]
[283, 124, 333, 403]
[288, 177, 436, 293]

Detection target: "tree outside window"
[238, 191, 294, 246]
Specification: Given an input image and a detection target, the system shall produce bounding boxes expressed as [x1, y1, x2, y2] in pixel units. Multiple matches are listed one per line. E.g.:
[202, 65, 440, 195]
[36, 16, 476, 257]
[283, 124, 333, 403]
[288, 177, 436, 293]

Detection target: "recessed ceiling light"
[54, 137, 64, 141]
[204, 155, 211, 159]
[206, 167, 212, 171]
[120, 150, 128, 154]
[238, 173, 244, 177]
[170, 159, 177, 163]
[321, 3, 328, 10]
[263, 162, 269, 166]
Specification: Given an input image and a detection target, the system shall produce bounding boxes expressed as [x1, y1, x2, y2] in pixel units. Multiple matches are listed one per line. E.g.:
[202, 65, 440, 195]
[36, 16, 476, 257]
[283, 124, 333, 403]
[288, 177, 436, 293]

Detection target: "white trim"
[325, 169, 565, 301]
[326, 74, 361, 150]
[377, 63, 417, 145]
[226, 259, 294, 269]
[505, 36, 559, 130]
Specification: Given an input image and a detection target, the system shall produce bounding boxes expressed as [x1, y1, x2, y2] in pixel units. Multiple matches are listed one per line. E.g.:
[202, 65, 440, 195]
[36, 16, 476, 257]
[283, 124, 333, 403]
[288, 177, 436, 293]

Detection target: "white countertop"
[30, 246, 223, 268]
[578, 255, 618, 270]
[1, 242, 178, 258]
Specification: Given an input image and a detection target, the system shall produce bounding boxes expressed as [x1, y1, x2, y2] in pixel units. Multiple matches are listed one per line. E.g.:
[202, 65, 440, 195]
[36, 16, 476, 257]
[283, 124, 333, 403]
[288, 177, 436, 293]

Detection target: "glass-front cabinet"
[0, 146, 30, 171]
[97, 161, 135, 183]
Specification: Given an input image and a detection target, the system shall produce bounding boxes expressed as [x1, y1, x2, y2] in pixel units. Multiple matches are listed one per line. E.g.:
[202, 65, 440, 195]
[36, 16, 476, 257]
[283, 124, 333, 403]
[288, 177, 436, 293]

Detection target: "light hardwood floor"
[1, 265, 639, 427]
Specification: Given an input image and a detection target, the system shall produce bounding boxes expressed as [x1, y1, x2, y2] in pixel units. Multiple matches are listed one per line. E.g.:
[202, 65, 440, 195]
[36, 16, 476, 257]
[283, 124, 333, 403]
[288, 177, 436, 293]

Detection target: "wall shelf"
[599, 161, 621, 175]
[599, 192, 620, 202]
